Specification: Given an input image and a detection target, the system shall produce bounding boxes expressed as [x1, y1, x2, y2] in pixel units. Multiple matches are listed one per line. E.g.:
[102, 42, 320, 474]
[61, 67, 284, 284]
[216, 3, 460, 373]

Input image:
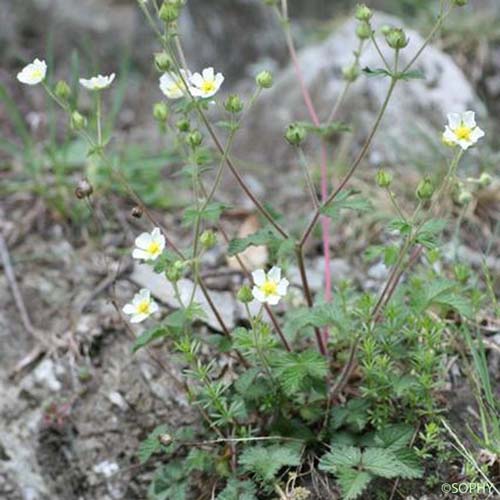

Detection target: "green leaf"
[284, 302, 346, 335]
[331, 399, 370, 432]
[319, 446, 362, 469]
[227, 226, 281, 256]
[387, 218, 412, 235]
[297, 120, 352, 139]
[138, 425, 170, 464]
[217, 478, 257, 500]
[363, 67, 392, 78]
[362, 448, 400, 478]
[271, 350, 328, 396]
[321, 190, 372, 221]
[239, 444, 302, 483]
[397, 69, 425, 81]
[373, 424, 414, 451]
[336, 468, 373, 500]
[216, 120, 240, 132]
[392, 448, 424, 479]
[132, 326, 169, 353]
[415, 219, 446, 249]
[182, 202, 230, 225]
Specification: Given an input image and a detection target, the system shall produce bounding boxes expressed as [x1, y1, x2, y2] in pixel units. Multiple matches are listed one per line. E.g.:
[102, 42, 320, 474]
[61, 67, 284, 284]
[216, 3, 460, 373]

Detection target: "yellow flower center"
[147, 241, 160, 256]
[201, 80, 216, 94]
[137, 300, 150, 315]
[454, 125, 472, 141]
[31, 69, 42, 79]
[261, 280, 278, 297]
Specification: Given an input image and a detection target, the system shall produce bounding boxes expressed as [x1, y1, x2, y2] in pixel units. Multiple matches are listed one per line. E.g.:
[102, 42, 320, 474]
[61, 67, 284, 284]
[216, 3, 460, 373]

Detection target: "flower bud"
[342, 64, 360, 82]
[355, 4, 373, 22]
[154, 52, 173, 72]
[237, 285, 253, 304]
[256, 70, 273, 89]
[176, 118, 190, 132]
[385, 28, 409, 50]
[416, 177, 434, 201]
[55, 80, 71, 100]
[200, 230, 217, 249]
[70, 110, 87, 130]
[356, 22, 372, 40]
[376, 169, 393, 188]
[75, 179, 93, 199]
[457, 190, 473, 205]
[224, 94, 244, 114]
[380, 24, 392, 36]
[159, 2, 179, 23]
[153, 102, 169, 122]
[285, 123, 307, 146]
[452, 0, 467, 6]
[478, 172, 492, 187]
[166, 260, 184, 282]
[187, 130, 203, 148]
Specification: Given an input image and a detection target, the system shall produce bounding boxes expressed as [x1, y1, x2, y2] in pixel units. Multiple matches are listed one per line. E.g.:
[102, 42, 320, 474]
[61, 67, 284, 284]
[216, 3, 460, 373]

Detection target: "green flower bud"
[176, 118, 190, 132]
[200, 230, 217, 249]
[159, 2, 179, 23]
[237, 285, 253, 304]
[376, 169, 393, 188]
[342, 64, 360, 82]
[453, 263, 470, 283]
[256, 70, 273, 89]
[416, 177, 434, 201]
[224, 94, 244, 114]
[355, 4, 373, 22]
[70, 110, 87, 130]
[385, 27, 409, 50]
[457, 190, 473, 205]
[153, 102, 169, 122]
[154, 52, 173, 72]
[380, 24, 392, 36]
[187, 130, 203, 148]
[356, 21, 372, 40]
[452, 0, 467, 6]
[285, 123, 307, 146]
[166, 260, 184, 282]
[55, 80, 71, 100]
[478, 172, 492, 187]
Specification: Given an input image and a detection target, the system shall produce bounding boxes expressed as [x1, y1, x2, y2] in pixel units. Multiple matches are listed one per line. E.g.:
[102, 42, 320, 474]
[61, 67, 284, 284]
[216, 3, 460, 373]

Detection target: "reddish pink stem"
[285, 29, 332, 335]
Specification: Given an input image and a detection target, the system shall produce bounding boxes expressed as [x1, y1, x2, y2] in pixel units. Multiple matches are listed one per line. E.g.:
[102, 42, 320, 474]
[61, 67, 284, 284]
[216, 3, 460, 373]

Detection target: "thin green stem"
[370, 31, 391, 71]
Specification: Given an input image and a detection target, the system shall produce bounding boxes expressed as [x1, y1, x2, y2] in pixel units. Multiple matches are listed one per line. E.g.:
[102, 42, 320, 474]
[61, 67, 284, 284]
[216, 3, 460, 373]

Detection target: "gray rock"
[237, 12, 485, 167]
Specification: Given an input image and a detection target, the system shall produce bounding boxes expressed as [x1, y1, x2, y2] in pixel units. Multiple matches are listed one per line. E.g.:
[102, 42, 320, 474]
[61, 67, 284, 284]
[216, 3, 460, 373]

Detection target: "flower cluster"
[160, 67, 224, 100]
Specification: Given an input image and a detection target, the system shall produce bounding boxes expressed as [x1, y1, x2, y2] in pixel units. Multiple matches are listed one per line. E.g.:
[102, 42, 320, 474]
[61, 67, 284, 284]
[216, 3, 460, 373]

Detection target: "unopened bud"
[200, 230, 217, 249]
[166, 261, 184, 282]
[355, 4, 373, 22]
[478, 172, 492, 187]
[376, 169, 393, 188]
[131, 206, 143, 218]
[356, 22, 372, 40]
[176, 118, 190, 132]
[153, 102, 169, 122]
[224, 94, 244, 114]
[154, 52, 173, 72]
[187, 130, 203, 148]
[159, 2, 179, 23]
[342, 64, 360, 82]
[416, 177, 434, 201]
[55, 80, 71, 100]
[380, 25, 392, 36]
[385, 28, 409, 49]
[70, 110, 87, 130]
[256, 70, 273, 89]
[285, 123, 307, 146]
[75, 179, 93, 199]
[237, 285, 253, 304]
[457, 190, 473, 205]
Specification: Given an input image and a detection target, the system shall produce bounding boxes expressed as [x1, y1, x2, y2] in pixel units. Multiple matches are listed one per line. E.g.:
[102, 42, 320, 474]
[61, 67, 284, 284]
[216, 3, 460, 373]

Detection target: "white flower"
[132, 227, 165, 261]
[189, 67, 224, 99]
[17, 58, 47, 85]
[159, 70, 190, 99]
[252, 267, 289, 306]
[122, 289, 159, 323]
[442, 111, 485, 150]
[79, 73, 116, 91]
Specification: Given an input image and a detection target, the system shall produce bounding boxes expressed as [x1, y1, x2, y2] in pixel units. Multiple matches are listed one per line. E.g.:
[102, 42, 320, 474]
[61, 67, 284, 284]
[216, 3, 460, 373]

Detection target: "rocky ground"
[1, 1, 499, 499]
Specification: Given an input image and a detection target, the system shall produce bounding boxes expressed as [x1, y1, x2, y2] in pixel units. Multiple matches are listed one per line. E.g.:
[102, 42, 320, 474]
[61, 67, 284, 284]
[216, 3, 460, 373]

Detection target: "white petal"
[252, 287, 266, 303]
[267, 294, 281, 306]
[132, 249, 151, 260]
[458, 139, 471, 150]
[149, 301, 159, 314]
[123, 304, 136, 314]
[470, 127, 485, 142]
[443, 127, 456, 143]
[252, 269, 266, 286]
[202, 67, 214, 81]
[462, 111, 476, 128]
[214, 73, 224, 87]
[267, 266, 281, 282]
[135, 232, 153, 249]
[447, 113, 461, 129]
[131, 313, 148, 323]
[190, 73, 204, 87]
[138, 289, 151, 299]
[277, 278, 289, 296]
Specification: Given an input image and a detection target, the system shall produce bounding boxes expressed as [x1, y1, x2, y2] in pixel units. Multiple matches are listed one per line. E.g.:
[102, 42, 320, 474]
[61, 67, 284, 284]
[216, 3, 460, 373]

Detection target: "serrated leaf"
[132, 326, 169, 353]
[284, 302, 346, 335]
[297, 120, 352, 139]
[182, 202, 229, 225]
[138, 425, 169, 464]
[216, 120, 240, 132]
[227, 226, 281, 256]
[321, 190, 372, 221]
[217, 478, 257, 500]
[373, 424, 414, 450]
[415, 218, 446, 249]
[387, 218, 412, 235]
[363, 67, 392, 78]
[337, 467, 373, 500]
[319, 446, 362, 469]
[398, 69, 425, 81]
[392, 448, 424, 479]
[362, 448, 400, 478]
